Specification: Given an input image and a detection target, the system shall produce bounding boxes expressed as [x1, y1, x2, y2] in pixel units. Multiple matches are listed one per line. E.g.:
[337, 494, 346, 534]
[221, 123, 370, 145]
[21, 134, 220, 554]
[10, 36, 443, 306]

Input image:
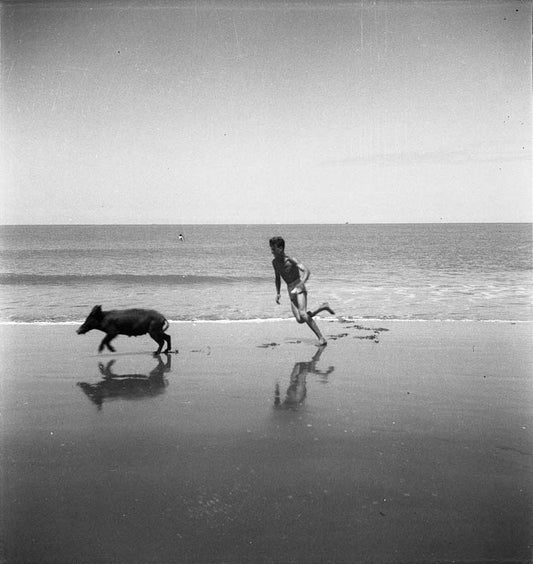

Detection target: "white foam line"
[169, 317, 293, 324]
[0, 318, 531, 326]
[350, 318, 532, 324]
[0, 321, 82, 326]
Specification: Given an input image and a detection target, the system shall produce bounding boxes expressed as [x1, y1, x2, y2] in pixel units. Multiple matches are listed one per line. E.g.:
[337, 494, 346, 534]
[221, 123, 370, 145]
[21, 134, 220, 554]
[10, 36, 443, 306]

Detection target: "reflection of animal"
[274, 347, 334, 410]
[77, 305, 172, 354]
[77, 356, 171, 410]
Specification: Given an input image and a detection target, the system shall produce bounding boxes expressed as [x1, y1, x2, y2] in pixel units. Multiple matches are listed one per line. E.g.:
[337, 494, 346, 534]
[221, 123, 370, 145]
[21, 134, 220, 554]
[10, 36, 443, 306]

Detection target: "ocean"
[0, 223, 531, 324]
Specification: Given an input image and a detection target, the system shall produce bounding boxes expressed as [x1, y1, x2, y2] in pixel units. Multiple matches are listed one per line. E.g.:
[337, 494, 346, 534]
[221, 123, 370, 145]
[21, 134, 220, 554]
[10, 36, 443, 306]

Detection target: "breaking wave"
[0, 273, 268, 286]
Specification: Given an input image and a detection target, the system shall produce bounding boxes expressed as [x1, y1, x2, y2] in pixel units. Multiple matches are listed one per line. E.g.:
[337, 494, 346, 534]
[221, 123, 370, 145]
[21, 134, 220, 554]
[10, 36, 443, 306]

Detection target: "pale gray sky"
[1, 0, 531, 224]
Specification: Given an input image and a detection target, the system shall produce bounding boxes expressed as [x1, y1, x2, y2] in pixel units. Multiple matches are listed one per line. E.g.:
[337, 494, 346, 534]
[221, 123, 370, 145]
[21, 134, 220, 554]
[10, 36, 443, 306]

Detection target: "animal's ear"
[91, 305, 103, 316]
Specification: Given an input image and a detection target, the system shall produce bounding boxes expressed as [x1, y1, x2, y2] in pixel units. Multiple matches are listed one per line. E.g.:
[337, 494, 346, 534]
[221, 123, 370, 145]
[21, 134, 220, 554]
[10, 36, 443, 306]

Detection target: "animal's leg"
[149, 331, 165, 354]
[99, 334, 117, 352]
[163, 333, 172, 353]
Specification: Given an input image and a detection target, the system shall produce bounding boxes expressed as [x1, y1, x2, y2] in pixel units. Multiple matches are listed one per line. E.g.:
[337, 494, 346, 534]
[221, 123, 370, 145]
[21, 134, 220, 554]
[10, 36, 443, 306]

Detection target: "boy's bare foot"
[308, 303, 336, 318]
[322, 303, 335, 315]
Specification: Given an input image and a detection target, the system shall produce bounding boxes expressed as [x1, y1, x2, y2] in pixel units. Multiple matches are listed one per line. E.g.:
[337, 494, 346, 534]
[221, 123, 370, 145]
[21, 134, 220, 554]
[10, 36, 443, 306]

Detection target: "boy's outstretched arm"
[274, 270, 281, 303]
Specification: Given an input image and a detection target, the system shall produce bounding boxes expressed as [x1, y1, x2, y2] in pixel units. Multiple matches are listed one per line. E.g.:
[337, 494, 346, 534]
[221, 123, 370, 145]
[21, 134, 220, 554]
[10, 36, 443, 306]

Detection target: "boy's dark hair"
[269, 236, 285, 250]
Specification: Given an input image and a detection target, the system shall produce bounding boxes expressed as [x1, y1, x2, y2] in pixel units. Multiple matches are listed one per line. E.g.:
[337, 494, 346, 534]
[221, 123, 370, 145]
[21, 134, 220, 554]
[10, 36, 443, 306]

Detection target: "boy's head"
[269, 236, 285, 254]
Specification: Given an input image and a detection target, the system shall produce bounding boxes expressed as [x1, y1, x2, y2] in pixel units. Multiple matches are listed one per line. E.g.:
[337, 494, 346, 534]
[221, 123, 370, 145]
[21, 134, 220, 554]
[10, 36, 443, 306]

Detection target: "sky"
[1, 0, 531, 224]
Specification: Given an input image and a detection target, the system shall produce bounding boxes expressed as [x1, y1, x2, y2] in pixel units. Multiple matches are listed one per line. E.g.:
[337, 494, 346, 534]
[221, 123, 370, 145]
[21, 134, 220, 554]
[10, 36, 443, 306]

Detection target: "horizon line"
[1, 221, 531, 227]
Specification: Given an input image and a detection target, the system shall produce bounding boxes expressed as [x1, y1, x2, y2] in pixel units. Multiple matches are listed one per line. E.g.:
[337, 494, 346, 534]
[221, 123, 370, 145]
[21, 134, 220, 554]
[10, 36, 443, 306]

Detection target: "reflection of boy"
[270, 236, 334, 346]
[277, 370, 307, 409]
[274, 346, 334, 409]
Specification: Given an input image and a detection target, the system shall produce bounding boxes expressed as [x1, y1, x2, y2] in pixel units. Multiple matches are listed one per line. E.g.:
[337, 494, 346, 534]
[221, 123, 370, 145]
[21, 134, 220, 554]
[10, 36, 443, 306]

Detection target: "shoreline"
[1, 317, 531, 325]
[1, 319, 532, 563]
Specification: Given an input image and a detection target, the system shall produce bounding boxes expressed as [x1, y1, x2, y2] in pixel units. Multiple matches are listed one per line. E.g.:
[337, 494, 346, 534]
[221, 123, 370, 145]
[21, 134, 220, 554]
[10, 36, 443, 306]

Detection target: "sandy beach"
[1, 319, 532, 563]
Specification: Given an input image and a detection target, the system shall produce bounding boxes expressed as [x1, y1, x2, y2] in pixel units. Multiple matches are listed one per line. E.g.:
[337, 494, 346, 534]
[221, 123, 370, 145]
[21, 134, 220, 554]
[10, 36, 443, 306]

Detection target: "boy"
[269, 236, 334, 346]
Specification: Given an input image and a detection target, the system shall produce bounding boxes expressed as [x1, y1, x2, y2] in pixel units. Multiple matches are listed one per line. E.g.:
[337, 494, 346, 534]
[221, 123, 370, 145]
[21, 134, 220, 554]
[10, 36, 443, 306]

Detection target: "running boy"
[269, 236, 334, 346]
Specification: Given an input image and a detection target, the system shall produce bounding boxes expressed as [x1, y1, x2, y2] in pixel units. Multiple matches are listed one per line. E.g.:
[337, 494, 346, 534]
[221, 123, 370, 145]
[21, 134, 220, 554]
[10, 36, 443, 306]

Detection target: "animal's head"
[77, 305, 103, 334]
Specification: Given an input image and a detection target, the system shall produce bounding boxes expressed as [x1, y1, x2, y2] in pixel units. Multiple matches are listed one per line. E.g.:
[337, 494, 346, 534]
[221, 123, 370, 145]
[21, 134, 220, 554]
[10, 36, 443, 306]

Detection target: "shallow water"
[0, 223, 531, 322]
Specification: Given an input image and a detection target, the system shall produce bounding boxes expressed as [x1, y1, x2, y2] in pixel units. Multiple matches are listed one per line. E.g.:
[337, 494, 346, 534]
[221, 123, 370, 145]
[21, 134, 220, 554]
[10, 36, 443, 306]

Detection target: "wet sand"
[1, 319, 532, 563]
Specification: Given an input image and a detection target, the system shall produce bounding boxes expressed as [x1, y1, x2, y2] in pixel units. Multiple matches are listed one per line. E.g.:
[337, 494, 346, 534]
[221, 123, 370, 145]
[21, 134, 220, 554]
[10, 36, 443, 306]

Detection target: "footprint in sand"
[327, 333, 349, 341]
[191, 346, 211, 355]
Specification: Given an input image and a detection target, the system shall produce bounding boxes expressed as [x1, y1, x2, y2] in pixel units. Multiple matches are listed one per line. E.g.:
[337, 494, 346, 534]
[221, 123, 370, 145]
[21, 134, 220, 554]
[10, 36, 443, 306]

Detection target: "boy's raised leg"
[308, 302, 335, 318]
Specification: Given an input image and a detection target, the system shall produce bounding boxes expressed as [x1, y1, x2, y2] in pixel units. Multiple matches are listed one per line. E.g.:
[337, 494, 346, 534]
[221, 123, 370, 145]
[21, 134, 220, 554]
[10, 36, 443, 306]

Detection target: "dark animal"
[77, 305, 172, 354]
